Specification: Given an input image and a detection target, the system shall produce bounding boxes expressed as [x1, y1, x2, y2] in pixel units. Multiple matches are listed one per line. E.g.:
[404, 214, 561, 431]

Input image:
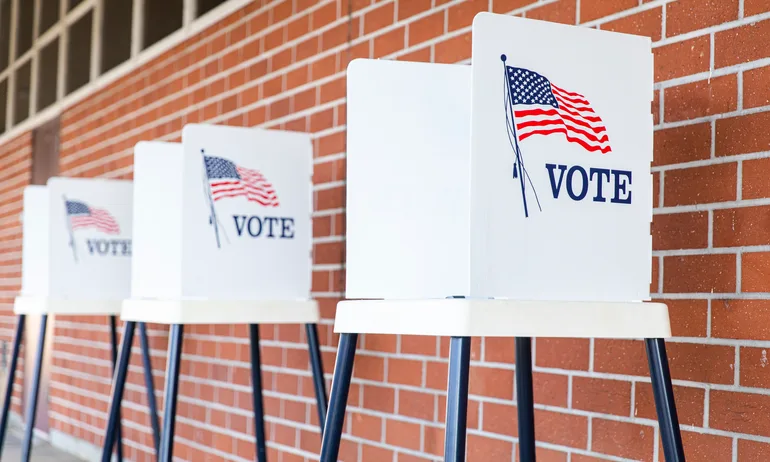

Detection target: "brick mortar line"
[586, 0, 674, 28]
[0, 162, 34, 187]
[341, 427, 640, 462]
[0, 148, 31, 170]
[652, 151, 770, 173]
[51, 336, 125, 350]
[653, 247, 765, 256]
[321, 362, 770, 406]
[49, 411, 159, 454]
[50, 351, 119, 369]
[0, 224, 21, 239]
[655, 56, 770, 89]
[649, 10, 770, 48]
[58, 113, 346, 179]
[0, 196, 24, 213]
[177, 411, 320, 436]
[49, 365, 113, 385]
[60, 79, 344, 171]
[51, 385, 321, 436]
[0, 191, 25, 210]
[344, 396, 770, 450]
[654, 196, 770, 214]
[655, 101, 770, 132]
[655, 292, 770, 300]
[59, 108, 347, 175]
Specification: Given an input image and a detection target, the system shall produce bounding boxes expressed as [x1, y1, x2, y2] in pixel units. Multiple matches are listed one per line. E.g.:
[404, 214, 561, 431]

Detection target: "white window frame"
[0, 0, 251, 143]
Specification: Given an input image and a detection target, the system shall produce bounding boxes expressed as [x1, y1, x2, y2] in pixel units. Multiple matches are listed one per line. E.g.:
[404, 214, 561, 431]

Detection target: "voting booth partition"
[320, 12, 683, 462]
[0, 178, 160, 462]
[99, 124, 326, 462]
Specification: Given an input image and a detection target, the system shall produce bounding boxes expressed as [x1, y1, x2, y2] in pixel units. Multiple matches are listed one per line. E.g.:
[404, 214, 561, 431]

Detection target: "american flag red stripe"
[210, 165, 279, 207]
[70, 208, 120, 234]
[513, 82, 611, 154]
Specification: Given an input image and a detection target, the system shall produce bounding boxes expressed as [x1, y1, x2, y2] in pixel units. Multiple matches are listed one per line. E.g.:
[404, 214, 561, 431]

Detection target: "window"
[37, 39, 59, 111]
[101, 0, 133, 73]
[0, 0, 9, 71]
[0, 0, 235, 136]
[15, 0, 34, 58]
[0, 79, 6, 133]
[39, 0, 61, 37]
[144, 0, 184, 50]
[197, 0, 228, 18]
[13, 60, 30, 124]
[66, 10, 92, 95]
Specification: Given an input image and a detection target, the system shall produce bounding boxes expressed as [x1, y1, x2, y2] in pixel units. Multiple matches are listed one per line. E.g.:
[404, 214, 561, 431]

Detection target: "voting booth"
[0, 178, 150, 462]
[321, 13, 683, 462]
[16, 178, 132, 314]
[100, 125, 326, 462]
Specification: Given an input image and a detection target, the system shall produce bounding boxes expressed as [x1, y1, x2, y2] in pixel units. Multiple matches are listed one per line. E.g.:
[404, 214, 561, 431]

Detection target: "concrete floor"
[1, 433, 84, 462]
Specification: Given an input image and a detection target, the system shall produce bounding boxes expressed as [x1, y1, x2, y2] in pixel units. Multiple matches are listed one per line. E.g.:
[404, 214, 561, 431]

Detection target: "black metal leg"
[249, 325, 268, 462]
[159, 324, 184, 462]
[0, 314, 25, 458]
[305, 323, 328, 432]
[319, 333, 358, 462]
[646, 338, 685, 462]
[138, 322, 161, 454]
[101, 321, 136, 462]
[516, 337, 536, 462]
[444, 336, 471, 462]
[109, 316, 124, 462]
[21, 314, 48, 462]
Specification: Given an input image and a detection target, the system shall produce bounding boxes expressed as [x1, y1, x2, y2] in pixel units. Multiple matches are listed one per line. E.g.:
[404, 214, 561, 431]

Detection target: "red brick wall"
[2, 0, 770, 460]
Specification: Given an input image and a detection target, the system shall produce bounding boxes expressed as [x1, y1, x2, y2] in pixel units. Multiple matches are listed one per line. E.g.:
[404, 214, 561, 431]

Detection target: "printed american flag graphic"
[506, 66, 611, 154]
[65, 200, 120, 234]
[204, 155, 279, 207]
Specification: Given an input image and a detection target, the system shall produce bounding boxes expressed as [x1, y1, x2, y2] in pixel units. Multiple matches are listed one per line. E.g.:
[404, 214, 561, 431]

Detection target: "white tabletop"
[334, 299, 670, 338]
[121, 299, 320, 325]
[14, 296, 123, 315]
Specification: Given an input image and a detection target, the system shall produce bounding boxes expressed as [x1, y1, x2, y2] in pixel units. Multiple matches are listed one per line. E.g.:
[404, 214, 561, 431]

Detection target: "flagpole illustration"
[62, 195, 78, 262]
[501, 54, 541, 218]
[201, 149, 222, 248]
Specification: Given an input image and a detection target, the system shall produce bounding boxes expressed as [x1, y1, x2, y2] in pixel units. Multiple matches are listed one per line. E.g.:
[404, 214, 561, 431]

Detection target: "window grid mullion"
[131, 0, 144, 57]
[32, 0, 41, 39]
[30, 0, 42, 115]
[183, 0, 196, 29]
[90, 0, 101, 81]
[6, 0, 18, 131]
[56, 0, 67, 102]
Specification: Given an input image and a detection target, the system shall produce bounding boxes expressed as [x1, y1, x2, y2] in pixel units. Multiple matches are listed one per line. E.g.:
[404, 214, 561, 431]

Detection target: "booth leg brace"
[319, 333, 358, 462]
[20, 315, 48, 462]
[444, 337, 471, 462]
[109, 316, 125, 462]
[0, 314, 25, 459]
[305, 324, 328, 432]
[516, 337, 536, 462]
[249, 325, 268, 462]
[158, 324, 184, 462]
[138, 322, 162, 453]
[646, 338, 685, 462]
[100, 322, 161, 462]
